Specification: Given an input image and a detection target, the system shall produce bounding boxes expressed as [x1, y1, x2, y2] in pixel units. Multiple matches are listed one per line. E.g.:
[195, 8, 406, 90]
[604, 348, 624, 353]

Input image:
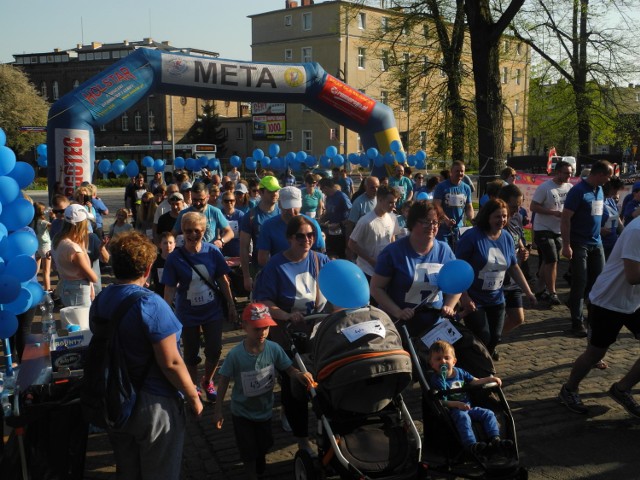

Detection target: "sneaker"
[535, 290, 550, 302]
[201, 378, 217, 402]
[571, 321, 588, 337]
[281, 411, 292, 432]
[558, 384, 588, 414]
[490, 436, 514, 451]
[608, 383, 640, 418]
[549, 293, 562, 306]
[469, 442, 487, 456]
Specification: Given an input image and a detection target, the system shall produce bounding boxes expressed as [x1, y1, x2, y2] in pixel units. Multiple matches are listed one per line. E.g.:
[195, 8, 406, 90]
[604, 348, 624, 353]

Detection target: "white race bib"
[241, 365, 276, 397]
[482, 271, 505, 291]
[447, 193, 465, 208]
[591, 200, 603, 216]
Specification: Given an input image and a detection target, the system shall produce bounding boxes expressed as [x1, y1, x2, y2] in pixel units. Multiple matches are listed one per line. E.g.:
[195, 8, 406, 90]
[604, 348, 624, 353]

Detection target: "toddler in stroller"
[292, 305, 422, 480]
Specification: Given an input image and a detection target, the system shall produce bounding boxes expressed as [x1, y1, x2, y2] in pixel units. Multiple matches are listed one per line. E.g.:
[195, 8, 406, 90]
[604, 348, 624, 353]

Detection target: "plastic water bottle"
[41, 292, 55, 343]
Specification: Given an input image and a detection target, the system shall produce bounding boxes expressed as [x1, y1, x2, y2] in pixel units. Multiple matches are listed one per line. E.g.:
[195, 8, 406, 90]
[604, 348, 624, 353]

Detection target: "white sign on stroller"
[420, 318, 462, 348]
[341, 320, 387, 343]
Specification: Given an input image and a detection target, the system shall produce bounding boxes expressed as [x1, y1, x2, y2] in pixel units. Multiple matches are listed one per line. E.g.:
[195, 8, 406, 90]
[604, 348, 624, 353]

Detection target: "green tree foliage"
[0, 65, 49, 156]
[180, 101, 227, 158]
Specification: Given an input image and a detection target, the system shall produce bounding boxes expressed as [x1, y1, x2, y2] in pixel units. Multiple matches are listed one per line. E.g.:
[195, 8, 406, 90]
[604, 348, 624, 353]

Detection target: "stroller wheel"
[294, 449, 318, 480]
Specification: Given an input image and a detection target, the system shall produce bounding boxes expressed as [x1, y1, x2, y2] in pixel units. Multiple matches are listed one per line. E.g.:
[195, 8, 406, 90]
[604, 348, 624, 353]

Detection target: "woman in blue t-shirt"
[455, 199, 535, 357]
[300, 173, 324, 219]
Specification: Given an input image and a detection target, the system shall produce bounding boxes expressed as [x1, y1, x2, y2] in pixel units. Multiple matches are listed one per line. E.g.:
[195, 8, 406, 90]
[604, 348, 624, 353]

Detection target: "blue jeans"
[449, 406, 500, 447]
[568, 244, 604, 324]
[463, 303, 505, 355]
[59, 279, 92, 307]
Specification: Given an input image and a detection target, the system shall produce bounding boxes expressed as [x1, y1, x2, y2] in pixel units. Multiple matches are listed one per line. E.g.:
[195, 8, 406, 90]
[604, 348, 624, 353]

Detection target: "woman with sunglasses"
[300, 173, 323, 219]
[253, 215, 329, 455]
[220, 192, 244, 257]
[162, 212, 238, 403]
[233, 182, 251, 214]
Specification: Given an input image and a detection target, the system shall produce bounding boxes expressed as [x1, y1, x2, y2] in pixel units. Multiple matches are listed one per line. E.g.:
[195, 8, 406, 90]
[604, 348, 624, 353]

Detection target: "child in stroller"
[427, 340, 513, 457]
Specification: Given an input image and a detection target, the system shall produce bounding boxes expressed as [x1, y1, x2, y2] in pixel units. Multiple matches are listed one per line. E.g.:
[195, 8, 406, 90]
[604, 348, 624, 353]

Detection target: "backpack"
[81, 289, 153, 430]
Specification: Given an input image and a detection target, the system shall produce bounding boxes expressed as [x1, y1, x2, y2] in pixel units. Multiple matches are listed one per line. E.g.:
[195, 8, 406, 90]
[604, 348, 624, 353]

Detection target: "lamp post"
[503, 103, 516, 158]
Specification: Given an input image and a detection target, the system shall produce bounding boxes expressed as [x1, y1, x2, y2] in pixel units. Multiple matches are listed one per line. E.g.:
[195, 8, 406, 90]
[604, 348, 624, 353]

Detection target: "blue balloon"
[374, 155, 384, 168]
[320, 155, 332, 168]
[268, 144, 280, 157]
[142, 156, 154, 168]
[296, 151, 308, 163]
[0, 274, 21, 303]
[246, 158, 257, 170]
[319, 260, 369, 309]
[416, 192, 429, 201]
[24, 281, 44, 306]
[37, 155, 48, 167]
[333, 154, 345, 167]
[396, 151, 407, 163]
[416, 150, 427, 161]
[3, 287, 33, 315]
[384, 152, 395, 165]
[185, 158, 197, 171]
[0, 198, 34, 232]
[261, 156, 271, 167]
[285, 152, 296, 163]
[437, 260, 474, 294]
[112, 159, 125, 175]
[208, 158, 220, 170]
[174, 157, 185, 169]
[230, 155, 242, 168]
[348, 153, 359, 166]
[36, 143, 47, 156]
[0, 311, 18, 338]
[390, 140, 402, 153]
[289, 159, 300, 172]
[198, 156, 209, 168]
[6, 230, 38, 256]
[98, 159, 112, 174]
[0, 176, 20, 205]
[367, 147, 379, 159]
[416, 158, 427, 170]
[270, 156, 282, 170]
[6, 161, 35, 189]
[407, 155, 416, 167]
[253, 149, 265, 161]
[125, 161, 139, 178]
[153, 159, 165, 172]
[0, 128, 6, 147]
[8, 255, 37, 282]
[0, 146, 16, 176]
[305, 155, 318, 168]
[325, 146, 338, 158]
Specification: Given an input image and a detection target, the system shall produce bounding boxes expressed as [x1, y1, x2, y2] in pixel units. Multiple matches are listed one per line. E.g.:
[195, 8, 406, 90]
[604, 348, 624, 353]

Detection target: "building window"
[113, 51, 121, 59]
[148, 110, 155, 131]
[302, 47, 312, 63]
[40, 81, 47, 98]
[73, 80, 80, 89]
[514, 99, 520, 115]
[423, 24, 430, 38]
[502, 67, 509, 84]
[382, 16, 389, 33]
[221, 128, 228, 140]
[121, 113, 129, 131]
[503, 40, 509, 53]
[423, 56, 429, 74]
[516, 43, 523, 55]
[358, 12, 366, 30]
[285, 14, 292, 27]
[302, 12, 312, 30]
[380, 91, 388, 105]
[421, 93, 428, 112]
[402, 53, 410, 73]
[419, 131, 427, 150]
[400, 95, 407, 112]
[236, 128, 244, 140]
[302, 130, 313, 151]
[52, 81, 59, 100]
[285, 49, 292, 61]
[636, 92, 640, 102]
[286, 130, 293, 142]
[134, 111, 142, 131]
[381, 50, 389, 71]
[357, 48, 366, 69]
[99, 124, 107, 132]
[516, 69, 521, 85]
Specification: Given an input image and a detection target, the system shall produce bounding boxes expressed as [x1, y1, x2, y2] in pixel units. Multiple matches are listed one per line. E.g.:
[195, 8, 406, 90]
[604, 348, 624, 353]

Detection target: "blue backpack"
[81, 289, 153, 430]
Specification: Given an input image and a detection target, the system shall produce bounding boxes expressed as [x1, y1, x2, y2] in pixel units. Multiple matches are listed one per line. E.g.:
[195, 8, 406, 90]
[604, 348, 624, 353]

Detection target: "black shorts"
[534, 230, 562, 264]
[588, 303, 640, 349]
[504, 288, 523, 309]
[232, 415, 274, 463]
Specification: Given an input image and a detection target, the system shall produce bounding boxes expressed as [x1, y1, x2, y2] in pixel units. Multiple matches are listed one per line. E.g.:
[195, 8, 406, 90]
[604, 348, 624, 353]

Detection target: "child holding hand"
[214, 303, 315, 479]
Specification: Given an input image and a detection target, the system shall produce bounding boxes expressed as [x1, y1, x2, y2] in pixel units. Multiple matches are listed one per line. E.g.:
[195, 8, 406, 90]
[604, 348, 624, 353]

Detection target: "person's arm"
[530, 200, 561, 217]
[257, 249, 270, 268]
[560, 208, 575, 259]
[71, 251, 98, 283]
[433, 198, 456, 228]
[239, 231, 253, 291]
[216, 273, 238, 323]
[623, 258, 640, 285]
[261, 299, 304, 323]
[284, 365, 315, 388]
[507, 264, 536, 303]
[469, 375, 502, 387]
[163, 285, 177, 307]
[152, 334, 203, 416]
[99, 245, 110, 264]
[370, 274, 414, 321]
[213, 375, 230, 428]
[441, 293, 461, 318]
[465, 202, 474, 223]
[348, 238, 375, 267]
[215, 225, 234, 248]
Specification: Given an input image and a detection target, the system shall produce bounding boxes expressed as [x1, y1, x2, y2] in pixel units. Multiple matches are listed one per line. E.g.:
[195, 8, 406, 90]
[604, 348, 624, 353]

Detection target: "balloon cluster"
[98, 157, 166, 177]
[36, 144, 48, 168]
[0, 128, 43, 338]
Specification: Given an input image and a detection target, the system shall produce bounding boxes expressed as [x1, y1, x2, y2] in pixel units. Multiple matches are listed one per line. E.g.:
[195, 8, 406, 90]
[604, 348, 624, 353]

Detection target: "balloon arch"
[46, 48, 402, 197]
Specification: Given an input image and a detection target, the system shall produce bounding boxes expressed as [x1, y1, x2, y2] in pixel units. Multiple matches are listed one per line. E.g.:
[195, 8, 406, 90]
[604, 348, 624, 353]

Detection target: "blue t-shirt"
[161, 244, 231, 327]
[219, 339, 292, 421]
[455, 227, 517, 307]
[602, 197, 621, 251]
[239, 205, 281, 264]
[337, 176, 353, 195]
[563, 180, 604, 246]
[222, 209, 244, 258]
[256, 214, 325, 255]
[173, 205, 229, 243]
[348, 194, 376, 223]
[428, 366, 475, 403]
[433, 180, 472, 238]
[90, 284, 182, 397]
[300, 187, 323, 216]
[91, 197, 108, 228]
[388, 176, 413, 207]
[324, 190, 352, 224]
[253, 251, 330, 315]
[622, 198, 640, 226]
[375, 236, 456, 312]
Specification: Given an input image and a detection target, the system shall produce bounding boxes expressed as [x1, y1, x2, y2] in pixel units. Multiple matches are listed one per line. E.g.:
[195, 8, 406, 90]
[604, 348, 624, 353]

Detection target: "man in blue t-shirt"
[561, 160, 613, 336]
[388, 164, 414, 208]
[318, 177, 351, 258]
[433, 161, 474, 247]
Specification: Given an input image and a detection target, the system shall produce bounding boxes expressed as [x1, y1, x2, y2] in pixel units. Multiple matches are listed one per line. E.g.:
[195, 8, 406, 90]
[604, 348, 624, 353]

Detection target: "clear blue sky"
[0, 0, 291, 64]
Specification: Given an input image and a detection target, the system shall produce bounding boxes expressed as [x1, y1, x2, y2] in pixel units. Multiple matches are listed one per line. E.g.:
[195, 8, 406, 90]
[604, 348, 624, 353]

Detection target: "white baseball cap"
[279, 186, 302, 209]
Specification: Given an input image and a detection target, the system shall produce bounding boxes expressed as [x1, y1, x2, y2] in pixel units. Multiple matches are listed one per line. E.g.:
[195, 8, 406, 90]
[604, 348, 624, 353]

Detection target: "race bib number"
[186, 265, 214, 306]
[482, 271, 505, 291]
[591, 200, 603, 216]
[241, 365, 276, 397]
[229, 220, 239, 237]
[446, 193, 465, 208]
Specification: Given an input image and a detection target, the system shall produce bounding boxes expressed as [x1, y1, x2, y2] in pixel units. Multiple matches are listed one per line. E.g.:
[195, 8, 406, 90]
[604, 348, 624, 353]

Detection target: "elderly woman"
[371, 201, 459, 336]
[455, 199, 535, 358]
[93, 230, 202, 478]
[162, 212, 238, 402]
[253, 215, 330, 455]
[51, 204, 98, 307]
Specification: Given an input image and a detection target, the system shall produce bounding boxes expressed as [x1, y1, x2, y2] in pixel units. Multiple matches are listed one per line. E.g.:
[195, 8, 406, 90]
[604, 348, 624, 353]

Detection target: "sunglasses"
[184, 229, 203, 235]
[52, 209, 65, 214]
[223, 199, 235, 203]
[294, 232, 315, 241]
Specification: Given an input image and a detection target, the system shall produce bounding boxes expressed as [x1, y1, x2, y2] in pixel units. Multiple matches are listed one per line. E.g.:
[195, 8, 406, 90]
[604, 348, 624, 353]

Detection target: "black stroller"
[398, 318, 528, 479]
[290, 307, 423, 480]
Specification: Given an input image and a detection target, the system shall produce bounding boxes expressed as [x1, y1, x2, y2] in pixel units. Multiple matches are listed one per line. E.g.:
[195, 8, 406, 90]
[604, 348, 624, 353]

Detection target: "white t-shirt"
[531, 179, 573, 233]
[350, 210, 400, 276]
[589, 216, 640, 313]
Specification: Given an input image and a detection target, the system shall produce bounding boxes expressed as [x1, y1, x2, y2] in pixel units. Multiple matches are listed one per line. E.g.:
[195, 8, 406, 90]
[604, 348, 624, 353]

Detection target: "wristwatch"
[219, 238, 225, 246]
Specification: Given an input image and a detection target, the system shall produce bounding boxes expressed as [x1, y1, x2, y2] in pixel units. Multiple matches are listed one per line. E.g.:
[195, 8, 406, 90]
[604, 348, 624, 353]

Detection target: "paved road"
[25, 188, 640, 480]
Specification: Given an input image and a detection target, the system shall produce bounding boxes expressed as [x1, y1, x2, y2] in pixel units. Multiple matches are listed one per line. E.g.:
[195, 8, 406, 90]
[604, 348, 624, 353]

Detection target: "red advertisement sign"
[318, 76, 375, 125]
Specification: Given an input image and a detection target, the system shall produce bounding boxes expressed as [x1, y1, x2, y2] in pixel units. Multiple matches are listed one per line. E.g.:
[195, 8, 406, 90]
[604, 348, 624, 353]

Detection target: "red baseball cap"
[242, 303, 277, 328]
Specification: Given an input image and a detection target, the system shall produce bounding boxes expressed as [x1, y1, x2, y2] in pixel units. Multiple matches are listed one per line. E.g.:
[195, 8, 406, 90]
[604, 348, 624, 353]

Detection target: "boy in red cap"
[214, 303, 314, 479]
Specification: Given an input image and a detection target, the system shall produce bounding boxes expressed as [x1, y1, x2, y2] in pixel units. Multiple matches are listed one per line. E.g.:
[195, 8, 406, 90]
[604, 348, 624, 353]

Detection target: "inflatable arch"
[47, 48, 401, 197]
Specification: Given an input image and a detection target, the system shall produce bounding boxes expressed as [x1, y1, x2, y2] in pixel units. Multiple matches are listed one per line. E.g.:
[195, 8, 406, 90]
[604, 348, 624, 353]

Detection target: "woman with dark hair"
[253, 215, 330, 455]
[371, 201, 459, 336]
[455, 199, 535, 357]
[300, 173, 323, 218]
